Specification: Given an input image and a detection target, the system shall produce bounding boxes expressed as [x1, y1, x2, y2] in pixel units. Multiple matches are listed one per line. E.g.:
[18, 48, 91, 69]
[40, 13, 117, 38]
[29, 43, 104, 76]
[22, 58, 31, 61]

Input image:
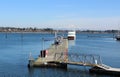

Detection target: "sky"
[0, 0, 120, 30]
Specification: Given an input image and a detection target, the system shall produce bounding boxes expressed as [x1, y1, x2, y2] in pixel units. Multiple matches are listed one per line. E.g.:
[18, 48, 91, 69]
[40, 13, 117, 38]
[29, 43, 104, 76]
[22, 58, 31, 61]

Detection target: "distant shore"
[0, 27, 119, 34]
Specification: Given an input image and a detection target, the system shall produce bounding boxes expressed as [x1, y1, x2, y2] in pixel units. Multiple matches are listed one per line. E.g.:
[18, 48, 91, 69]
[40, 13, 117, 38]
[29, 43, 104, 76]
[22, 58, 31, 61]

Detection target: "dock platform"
[28, 37, 120, 76]
[28, 38, 68, 68]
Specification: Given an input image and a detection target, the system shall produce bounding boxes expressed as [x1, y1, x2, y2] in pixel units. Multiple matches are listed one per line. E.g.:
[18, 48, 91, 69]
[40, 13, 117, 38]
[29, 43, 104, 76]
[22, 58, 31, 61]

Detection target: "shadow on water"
[26, 65, 116, 77]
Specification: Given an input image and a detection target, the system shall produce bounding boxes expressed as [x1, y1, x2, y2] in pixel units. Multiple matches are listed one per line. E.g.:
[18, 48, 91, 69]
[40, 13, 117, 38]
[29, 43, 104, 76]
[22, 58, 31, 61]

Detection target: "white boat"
[115, 31, 120, 41]
[67, 30, 76, 40]
[116, 34, 120, 41]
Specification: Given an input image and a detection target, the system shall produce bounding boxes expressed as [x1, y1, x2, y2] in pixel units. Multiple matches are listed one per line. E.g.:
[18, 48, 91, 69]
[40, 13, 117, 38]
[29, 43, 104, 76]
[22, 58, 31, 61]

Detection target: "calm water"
[0, 33, 120, 77]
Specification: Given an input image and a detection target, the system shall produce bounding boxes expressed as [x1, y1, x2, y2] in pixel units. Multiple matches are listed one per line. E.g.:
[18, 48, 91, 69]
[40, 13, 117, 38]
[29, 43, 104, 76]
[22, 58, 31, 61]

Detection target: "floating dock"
[28, 38, 68, 68]
[89, 64, 120, 76]
[28, 37, 120, 76]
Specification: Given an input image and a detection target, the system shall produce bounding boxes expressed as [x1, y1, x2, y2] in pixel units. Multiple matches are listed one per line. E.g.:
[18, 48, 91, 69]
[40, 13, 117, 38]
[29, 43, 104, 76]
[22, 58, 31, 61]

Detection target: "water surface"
[0, 33, 119, 77]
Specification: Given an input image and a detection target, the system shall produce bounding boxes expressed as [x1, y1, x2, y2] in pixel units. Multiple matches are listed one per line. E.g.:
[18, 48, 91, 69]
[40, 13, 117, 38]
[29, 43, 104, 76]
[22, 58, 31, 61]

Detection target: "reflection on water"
[27, 66, 114, 77]
[68, 40, 75, 46]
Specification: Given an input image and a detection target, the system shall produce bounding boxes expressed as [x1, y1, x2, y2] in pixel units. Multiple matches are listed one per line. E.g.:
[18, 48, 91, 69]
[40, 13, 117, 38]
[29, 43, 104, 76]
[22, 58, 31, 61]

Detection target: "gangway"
[54, 52, 120, 76]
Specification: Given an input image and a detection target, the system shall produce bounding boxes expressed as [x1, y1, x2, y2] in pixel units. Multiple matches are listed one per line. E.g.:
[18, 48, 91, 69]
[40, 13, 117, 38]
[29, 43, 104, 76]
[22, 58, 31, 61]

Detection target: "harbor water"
[0, 33, 120, 77]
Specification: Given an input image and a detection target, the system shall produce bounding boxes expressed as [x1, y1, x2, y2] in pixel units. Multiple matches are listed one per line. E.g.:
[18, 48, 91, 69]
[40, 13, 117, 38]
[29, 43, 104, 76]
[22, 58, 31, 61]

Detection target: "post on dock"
[28, 59, 34, 68]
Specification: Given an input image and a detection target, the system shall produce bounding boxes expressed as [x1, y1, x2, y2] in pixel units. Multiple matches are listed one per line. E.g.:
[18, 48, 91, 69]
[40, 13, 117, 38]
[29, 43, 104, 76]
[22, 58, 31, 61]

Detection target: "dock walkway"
[32, 38, 68, 66]
[53, 52, 120, 76]
[28, 38, 120, 76]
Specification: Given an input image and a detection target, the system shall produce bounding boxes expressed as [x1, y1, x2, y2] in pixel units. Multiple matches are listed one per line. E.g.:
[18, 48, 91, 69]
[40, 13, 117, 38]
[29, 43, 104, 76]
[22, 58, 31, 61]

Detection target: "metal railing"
[54, 52, 102, 66]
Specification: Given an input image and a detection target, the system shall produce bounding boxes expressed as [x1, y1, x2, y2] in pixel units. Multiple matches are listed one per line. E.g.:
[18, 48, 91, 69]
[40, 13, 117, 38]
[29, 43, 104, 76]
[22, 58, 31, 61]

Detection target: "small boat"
[116, 34, 120, 40]
[67, 30, 76, 40]
[115, 31, 120, 41]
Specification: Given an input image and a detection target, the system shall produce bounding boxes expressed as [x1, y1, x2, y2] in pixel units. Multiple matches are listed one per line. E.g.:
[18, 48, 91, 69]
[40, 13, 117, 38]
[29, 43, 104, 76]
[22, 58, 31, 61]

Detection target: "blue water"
[0, 33, 120, 77]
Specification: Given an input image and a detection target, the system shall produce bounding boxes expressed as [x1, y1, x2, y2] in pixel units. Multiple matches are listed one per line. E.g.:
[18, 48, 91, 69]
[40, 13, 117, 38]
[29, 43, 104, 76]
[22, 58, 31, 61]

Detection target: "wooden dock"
[28, 38, 68, 68]
[28, 37, 120, 76]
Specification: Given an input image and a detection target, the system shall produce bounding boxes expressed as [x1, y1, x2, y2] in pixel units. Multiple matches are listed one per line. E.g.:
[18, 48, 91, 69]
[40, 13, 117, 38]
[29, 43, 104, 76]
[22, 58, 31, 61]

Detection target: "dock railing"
[54, 52, 102, 67]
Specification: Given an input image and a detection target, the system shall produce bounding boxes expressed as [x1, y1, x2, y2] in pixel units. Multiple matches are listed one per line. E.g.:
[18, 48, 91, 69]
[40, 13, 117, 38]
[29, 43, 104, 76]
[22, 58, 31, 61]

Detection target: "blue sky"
[0, 0, 120, 30]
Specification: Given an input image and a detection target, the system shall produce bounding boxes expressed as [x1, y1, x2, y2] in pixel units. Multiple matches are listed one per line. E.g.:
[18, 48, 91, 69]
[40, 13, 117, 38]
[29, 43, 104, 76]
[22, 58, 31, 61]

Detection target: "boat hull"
[115, 35, 120, 41]
[116, 37, 120, 40]
[68, 36, 75, 40]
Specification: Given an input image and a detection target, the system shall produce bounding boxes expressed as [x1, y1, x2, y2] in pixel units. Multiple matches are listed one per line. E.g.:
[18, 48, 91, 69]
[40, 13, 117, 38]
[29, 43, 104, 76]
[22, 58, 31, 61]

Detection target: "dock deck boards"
[33, 38, 68, 65]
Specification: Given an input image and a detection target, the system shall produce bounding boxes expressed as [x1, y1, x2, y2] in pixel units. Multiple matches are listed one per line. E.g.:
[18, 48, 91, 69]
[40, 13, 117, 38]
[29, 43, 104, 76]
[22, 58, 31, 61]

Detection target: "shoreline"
[0, 31, 56, 34]
[0, 31, 117, 34]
